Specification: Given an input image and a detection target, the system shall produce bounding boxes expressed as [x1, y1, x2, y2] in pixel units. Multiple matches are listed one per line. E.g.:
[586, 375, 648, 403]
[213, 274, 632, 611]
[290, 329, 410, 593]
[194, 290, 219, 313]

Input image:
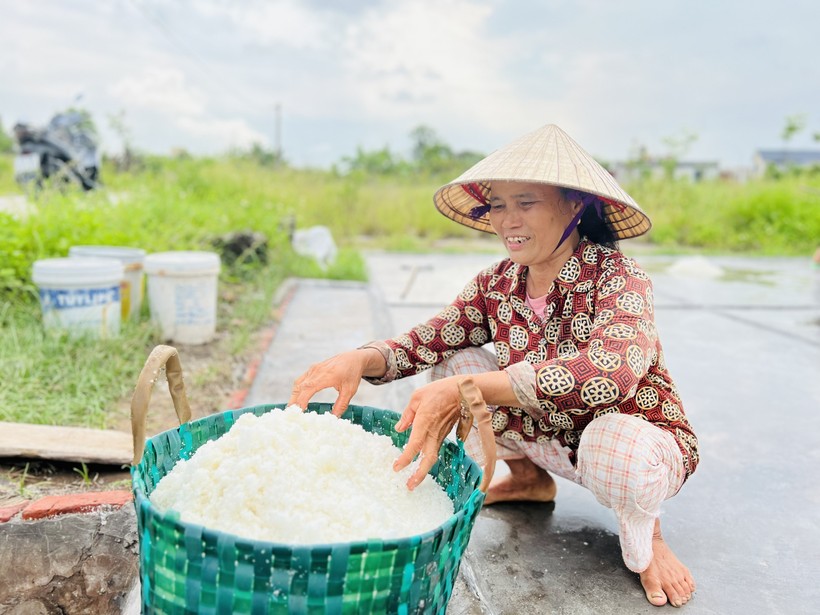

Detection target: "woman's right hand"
[288, 348, 385, 416]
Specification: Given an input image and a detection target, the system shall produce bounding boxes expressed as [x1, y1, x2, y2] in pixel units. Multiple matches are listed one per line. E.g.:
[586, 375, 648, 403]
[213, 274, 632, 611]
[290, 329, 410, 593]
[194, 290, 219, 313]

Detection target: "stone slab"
[0, 506, 138, 614]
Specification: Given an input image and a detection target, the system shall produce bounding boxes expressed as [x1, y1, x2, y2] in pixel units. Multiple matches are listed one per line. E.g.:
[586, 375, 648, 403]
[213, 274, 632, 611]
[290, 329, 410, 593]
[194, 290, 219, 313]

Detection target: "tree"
[337, 126, 484, 177]
[64, 107, 99, 139]
[780, 114, 808, 172]
[342, 145, 405, 175]
[108, 110, 132, 150]
[409, 125, 454, 174]
[781, 114, 806, 146]
[0, 116, 14, 154]
[108, 109, 140, 171]
[228, 142, 286, 168]
[660, 130, 698, 180]
[624, 142, 652, 182]
[246, 142, 285, 167]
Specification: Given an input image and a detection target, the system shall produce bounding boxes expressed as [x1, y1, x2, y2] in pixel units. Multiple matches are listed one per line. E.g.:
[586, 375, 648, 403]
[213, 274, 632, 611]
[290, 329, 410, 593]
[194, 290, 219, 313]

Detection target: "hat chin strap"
[552, 200, 602, 253]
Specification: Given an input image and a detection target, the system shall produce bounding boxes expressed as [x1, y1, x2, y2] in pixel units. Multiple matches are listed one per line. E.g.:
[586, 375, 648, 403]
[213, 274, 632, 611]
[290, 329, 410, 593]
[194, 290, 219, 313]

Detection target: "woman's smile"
[505, 234, 531, 250]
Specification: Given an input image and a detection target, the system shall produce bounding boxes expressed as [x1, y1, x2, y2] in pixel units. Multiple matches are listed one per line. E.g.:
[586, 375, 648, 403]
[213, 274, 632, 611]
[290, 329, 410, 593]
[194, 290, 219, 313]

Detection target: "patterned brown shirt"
[374, 239, 699, 478]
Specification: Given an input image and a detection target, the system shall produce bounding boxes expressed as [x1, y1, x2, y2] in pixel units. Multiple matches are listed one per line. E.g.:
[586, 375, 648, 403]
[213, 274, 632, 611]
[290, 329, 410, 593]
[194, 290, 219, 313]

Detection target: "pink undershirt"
[526, 292, 548, 318]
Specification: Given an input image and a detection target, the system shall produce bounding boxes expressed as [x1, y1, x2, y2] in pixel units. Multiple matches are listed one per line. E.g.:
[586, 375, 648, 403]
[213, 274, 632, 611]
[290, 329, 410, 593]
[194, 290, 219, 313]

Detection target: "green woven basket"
[132, 402, 485, 614]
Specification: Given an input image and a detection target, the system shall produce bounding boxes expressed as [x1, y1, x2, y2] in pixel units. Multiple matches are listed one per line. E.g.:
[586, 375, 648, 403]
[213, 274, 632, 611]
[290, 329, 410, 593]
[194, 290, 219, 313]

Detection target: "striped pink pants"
[430, 347, 686, 572]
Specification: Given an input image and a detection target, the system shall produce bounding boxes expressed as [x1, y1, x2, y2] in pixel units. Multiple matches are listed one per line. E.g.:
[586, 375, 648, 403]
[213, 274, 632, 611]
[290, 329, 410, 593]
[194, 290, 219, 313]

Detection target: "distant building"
[609, 159, 720, 183]
[752, 149, 820, 177]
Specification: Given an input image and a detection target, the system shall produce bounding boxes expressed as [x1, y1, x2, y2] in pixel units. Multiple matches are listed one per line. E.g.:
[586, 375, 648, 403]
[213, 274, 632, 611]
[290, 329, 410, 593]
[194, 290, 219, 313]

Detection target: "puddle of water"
[718, 268, 777, 286]
[640, 257, 778, 287]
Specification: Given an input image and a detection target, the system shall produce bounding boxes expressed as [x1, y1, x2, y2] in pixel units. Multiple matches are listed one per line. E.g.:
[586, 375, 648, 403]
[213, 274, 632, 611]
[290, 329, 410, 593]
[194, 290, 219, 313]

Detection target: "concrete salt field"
[246, 248, 820, 614]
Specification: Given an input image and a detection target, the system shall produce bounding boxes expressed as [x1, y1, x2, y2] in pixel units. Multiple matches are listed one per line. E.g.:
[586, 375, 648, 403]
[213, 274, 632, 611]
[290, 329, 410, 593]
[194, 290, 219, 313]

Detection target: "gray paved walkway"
[246, 249, 820, 614]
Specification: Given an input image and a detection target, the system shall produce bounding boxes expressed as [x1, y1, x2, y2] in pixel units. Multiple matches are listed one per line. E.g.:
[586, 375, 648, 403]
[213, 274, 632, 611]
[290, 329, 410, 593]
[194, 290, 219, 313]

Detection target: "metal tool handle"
[456, 377, 497, 493]
[130, 345, 193, 465]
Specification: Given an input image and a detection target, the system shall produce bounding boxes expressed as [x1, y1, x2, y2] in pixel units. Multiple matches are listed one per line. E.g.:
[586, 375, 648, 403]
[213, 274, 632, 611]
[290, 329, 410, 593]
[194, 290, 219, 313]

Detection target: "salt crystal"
[150, 405, 453, 543]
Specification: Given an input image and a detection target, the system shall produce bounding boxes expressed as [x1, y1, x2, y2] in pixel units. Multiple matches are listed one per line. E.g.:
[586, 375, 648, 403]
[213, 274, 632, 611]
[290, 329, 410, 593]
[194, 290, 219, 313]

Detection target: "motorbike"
[13, 111, 100, 191]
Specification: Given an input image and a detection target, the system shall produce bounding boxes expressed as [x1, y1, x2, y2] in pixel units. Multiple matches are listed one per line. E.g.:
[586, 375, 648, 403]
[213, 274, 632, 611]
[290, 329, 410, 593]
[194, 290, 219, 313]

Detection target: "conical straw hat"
[433, 124, 651, 239]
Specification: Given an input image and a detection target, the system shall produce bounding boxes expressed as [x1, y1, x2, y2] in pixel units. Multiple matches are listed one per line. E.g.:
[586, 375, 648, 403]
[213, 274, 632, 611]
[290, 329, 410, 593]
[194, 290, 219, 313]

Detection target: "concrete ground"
[246, 247, 820, 614]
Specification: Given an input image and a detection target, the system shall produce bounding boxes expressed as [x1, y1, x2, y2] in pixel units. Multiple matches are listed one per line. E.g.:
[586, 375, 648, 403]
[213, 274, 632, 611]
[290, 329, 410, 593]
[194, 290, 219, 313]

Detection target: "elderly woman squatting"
[290, 125, 699, 609]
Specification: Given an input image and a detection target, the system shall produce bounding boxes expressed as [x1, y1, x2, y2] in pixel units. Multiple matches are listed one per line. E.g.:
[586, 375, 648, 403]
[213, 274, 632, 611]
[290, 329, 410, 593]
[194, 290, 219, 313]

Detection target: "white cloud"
[2, 0, 819, 166]
[108, 68, 266, 152]
[110, 68, 206, 116]
[333, 0, 568, 150]
[342, 1, 498, 114]
[194, 0, 332, 49]
[177, 116, 268, 151]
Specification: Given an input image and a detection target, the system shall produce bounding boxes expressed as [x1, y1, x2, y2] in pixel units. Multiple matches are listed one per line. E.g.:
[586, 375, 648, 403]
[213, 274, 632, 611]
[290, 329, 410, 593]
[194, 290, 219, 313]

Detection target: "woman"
[290, 124, 698, 608]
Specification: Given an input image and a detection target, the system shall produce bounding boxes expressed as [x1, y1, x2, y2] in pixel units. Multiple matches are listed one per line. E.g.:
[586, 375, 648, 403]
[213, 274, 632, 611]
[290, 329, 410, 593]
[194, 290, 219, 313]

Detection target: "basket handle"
[456, 378, 497, 493]
[130, 345, 193, 465]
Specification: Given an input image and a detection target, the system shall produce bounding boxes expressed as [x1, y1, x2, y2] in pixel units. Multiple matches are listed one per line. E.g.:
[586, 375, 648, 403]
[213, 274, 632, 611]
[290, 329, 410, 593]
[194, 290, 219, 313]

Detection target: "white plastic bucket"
[69, 245, 146, 320]
[32, 257, 125, 338]
[143, 251, 221, 345]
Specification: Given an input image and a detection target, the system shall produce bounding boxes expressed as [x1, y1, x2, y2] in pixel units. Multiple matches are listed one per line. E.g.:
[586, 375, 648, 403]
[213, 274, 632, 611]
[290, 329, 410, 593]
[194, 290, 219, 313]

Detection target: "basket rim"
[131, 402, 486, 550]
[132, 488, 481, 551]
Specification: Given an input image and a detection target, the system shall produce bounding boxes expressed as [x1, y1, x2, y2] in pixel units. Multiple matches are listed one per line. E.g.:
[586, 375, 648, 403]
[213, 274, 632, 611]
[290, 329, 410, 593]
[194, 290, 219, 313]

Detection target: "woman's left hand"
[393, 377, 463, 490]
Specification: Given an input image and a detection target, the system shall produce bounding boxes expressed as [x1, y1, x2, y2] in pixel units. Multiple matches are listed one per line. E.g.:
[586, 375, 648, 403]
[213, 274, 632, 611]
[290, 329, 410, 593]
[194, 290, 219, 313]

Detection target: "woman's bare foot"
[484, 457, 557, 505]
[639, 520, 696, 607]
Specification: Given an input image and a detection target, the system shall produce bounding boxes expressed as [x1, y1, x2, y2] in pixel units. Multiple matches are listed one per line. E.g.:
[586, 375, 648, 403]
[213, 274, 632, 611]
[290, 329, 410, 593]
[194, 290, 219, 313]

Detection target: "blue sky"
[1, 0, 818, 170]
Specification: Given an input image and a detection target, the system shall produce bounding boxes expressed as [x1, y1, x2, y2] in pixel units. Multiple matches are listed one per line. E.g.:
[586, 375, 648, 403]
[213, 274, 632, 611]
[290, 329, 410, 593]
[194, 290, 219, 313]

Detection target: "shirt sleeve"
[505, 361, 540, 409]
[527, 264, 657, 419]
[362, 272, 493, 384]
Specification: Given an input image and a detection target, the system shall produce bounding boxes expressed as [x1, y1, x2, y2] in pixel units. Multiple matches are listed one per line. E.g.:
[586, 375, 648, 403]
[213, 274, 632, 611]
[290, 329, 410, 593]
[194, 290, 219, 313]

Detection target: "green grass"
[0, 155, 17, 194]
[627, 177, 820, 255]
[0, 269, 253, 426]
[0, 157, 374, 298]
[0, 304, 157, 426]
[0, 156, 377, 427]
[0, 248, 365, 427]
[1, 154, 818, 427]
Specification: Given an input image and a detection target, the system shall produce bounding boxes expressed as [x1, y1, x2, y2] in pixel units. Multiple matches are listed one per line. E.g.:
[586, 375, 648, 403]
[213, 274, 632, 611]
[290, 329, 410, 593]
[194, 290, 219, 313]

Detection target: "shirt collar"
[513, 238, 591, 298]
[554, 237, 591, 294]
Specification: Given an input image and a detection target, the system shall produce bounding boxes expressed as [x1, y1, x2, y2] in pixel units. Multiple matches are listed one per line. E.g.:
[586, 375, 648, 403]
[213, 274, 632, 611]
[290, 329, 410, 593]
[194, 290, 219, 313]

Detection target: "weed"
[72, 462, 94, 486]
[17, 462, 30, 497]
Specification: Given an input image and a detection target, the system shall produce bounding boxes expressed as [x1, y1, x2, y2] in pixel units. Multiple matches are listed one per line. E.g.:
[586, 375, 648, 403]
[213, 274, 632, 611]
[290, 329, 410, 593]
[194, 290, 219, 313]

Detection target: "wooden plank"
[0, 422, 132, 465]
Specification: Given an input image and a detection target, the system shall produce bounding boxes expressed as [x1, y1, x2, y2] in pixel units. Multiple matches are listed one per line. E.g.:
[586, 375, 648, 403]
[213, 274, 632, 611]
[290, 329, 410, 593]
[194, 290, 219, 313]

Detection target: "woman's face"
[488, 181, 582, 267]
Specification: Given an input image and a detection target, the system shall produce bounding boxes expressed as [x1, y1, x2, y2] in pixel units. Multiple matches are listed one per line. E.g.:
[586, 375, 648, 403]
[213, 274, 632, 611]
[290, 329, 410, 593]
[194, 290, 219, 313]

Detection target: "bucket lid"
[32, 257, 125, 286]
[144, 251, 221, 275]
[69, 245, 146, 265]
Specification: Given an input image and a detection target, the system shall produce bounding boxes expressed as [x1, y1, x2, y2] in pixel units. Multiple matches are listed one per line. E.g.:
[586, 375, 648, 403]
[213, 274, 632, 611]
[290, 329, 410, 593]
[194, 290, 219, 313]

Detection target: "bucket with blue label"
[32, 257, 125, 338]
[69, 246, 146, 321]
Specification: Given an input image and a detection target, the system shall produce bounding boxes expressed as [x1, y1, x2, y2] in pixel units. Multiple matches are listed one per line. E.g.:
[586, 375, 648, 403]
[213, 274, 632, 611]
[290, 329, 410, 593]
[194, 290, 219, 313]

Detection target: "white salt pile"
[149, 405, 454, 544]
